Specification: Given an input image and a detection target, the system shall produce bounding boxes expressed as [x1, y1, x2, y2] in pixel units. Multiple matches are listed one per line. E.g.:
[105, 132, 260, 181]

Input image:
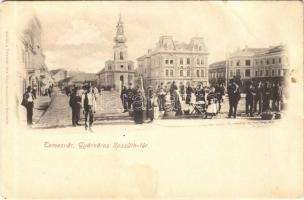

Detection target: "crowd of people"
[243, 80, 284, 117]
[120, 79, 285, 122]
[68, 84, 98, 132]
[120, 81, 227, 122]
[22, 78, 285, 128]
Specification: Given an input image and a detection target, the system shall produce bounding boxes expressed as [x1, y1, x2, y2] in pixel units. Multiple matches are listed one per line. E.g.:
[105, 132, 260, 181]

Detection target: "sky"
[19, 1, 303, 73]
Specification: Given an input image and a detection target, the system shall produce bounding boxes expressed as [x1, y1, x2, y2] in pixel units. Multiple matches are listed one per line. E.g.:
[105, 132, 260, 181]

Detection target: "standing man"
[195, 84, 205, 102]
[146, 86, 155, 121]
[272, 82, 283, 112]
[65, 86, 71, 96]
[185, 82, 193, 105]
[48, 86, 52, 98]
[254, 81, 264, 115]
[32, 86, 37, 99]
[219, 83, 225, 102]
[228, 80, 240, 118]
[70, 87, 81, 126]
[245, 82, 256, 117]
[215, 83, 222, 113]
[170, 81, 178, 94]
[22, 86, 35, 126]
[179, 82, 185, 101]
[120, 86, 128, 112]
[81, 86, 97, 132]
[195, 84, 201, 102]
[156, 83, 166, 111]
[126, 83, 134, 111]
[262, 82, 272, 111]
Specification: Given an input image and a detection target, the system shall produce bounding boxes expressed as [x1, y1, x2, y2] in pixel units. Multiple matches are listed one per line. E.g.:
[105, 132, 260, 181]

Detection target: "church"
[97, 15, 135, 91]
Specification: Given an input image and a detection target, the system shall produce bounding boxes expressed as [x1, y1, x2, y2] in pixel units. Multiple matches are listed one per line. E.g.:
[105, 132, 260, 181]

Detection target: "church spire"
[114, 14, 126, 43]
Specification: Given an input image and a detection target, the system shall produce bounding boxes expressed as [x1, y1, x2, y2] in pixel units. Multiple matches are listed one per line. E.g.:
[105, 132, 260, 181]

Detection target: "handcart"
[190, 101, 207, 118]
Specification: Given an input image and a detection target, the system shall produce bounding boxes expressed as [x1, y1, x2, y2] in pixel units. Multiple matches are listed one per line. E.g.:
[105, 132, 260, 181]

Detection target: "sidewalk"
[32, 95, 53, 124]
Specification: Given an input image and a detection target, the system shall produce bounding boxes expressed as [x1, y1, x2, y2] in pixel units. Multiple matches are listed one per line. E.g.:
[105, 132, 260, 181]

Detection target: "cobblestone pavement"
[34, 91, 72, 128]
[34, 90, 129, 128]
[33, 89, 272, 129]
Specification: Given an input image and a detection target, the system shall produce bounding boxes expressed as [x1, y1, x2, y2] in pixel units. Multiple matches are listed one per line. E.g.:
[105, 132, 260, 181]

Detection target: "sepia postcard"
[0, 1, 303, 199]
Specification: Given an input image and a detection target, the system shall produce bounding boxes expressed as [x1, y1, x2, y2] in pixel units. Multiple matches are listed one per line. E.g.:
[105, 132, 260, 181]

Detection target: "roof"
[137, 36, 208, 60]
[72, 73, 97, 81]
[209, 60, 226, 68]
[175, 42, 191, 51]
[59, 73, 97, 84]
[97, 68, 106, 74]
[49, 69, 67, 76]
[265, 45, 286, 54]
[229, 45, 286, 58]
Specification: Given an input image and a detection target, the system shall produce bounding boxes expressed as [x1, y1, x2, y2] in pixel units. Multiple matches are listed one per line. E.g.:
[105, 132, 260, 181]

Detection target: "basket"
[164, 111, 176, 117]
[261, 111, 274, 120]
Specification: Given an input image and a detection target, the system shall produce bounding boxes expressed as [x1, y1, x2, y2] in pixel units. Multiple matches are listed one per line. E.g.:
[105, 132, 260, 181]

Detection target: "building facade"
[97, 16, 135, 91]
[59, 73, 97, 88]
[227, 45, 289, 87]
[18, 17, 53, 96]
[137, 36, 209, 89]
[50, 69, 68, 83]
[208, 60, 227, 86]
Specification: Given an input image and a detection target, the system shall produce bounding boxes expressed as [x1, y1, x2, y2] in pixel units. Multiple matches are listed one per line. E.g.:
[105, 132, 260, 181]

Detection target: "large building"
[137, 36, 209, 89]
[17, 16, 53, 97]
[227, 45, 289, 87]
[97, 16, 135, 91]
[208, 60, 227, 86]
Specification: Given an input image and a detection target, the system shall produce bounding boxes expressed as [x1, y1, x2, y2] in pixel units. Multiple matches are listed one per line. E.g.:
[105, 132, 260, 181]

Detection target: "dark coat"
[69, 92, 81, 110]
[126, 88, 134, 100]
[246, 86, 257, 103]
[228, 84, 240, 103]
[120, 88, 127, 100]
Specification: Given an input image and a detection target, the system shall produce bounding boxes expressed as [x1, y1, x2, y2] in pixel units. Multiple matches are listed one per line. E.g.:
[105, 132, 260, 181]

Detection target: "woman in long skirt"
[132, 86, 146, 124]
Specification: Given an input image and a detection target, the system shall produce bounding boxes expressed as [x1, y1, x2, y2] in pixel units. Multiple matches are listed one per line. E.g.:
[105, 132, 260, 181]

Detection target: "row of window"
[163, 43, 203, 51]
[210, 72, 225, 79]
[229, 69, 285, 77]
[228, 57, 284, 67]
[164, 57, 206, 65]
[165, 69, 206, 77]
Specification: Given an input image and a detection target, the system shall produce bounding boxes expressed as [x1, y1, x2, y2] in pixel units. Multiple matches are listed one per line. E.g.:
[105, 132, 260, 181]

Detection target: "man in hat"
[81, 86, 96, 131]
[228, 80, 240, 118]
[272, 82, 283, 112]
[254, 81, 264, 115]
[120, 85, 128, 112]
[245, 81, 256, 117]
[185, 82, 193, 105]
[69, 87, 81, 126]
[22, 86, 35, 126]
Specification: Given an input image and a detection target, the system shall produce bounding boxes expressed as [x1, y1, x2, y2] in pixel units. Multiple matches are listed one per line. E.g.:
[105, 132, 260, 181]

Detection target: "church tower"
[113, 14, 128, 71]
[97, 14, 135, 91]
